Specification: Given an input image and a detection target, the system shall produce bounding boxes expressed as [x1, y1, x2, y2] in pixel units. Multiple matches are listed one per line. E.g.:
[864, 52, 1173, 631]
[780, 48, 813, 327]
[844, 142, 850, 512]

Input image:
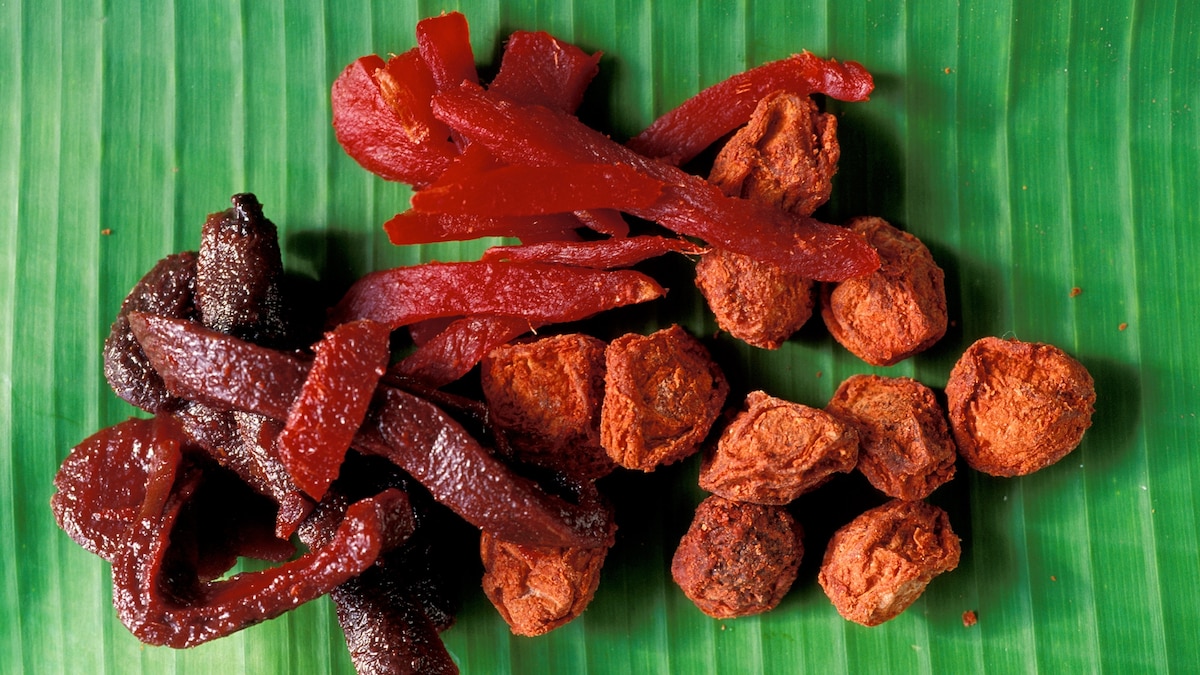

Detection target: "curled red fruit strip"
[627, 52, 875, 165]
[489, 30, 602, 114]
[113, 482, 414, 649]
[128, 312, 309, 421]
[431, 87, 880, 281]
[328, 261, 665, 329]
[482, 235, 706, 269]
[416, 11, 479, 91]
[128, 313, 613, 549]
[362, 387, 614, 548]
[51, 415, 184, 562]
[411, 162, 665, 216]
[392, 315, 535, 387]
[331, 53, 457, 188]
[277, 320, 391, 501]
[383, 210, 584, 246]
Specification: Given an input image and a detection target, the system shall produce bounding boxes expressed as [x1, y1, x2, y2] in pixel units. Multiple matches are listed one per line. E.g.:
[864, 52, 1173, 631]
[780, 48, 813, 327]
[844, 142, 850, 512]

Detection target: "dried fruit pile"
[51, 10, 1097, 675]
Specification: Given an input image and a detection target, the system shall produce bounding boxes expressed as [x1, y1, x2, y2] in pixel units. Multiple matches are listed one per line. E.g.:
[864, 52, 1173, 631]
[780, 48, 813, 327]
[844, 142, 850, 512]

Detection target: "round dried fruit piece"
[601, 324, 729, 471]
[671, 495, 804, 619]
[482, 333, 616, 480]
[944, 336, 1095, 477]
[818, 499, 960, 626]
[825, 374, 956, 500]
[480, 529, 614, 637]
[820, 217, 947, 366]
[700, 391, 859, 504]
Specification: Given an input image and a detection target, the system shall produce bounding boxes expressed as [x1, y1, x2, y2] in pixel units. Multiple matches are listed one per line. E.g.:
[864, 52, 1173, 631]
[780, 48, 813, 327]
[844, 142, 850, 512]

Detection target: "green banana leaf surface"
[3, 0, 1199, 673]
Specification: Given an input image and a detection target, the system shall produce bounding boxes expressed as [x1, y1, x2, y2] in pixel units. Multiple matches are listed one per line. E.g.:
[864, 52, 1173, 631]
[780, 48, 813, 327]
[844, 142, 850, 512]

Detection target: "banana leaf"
[2, 0, 1198, 672]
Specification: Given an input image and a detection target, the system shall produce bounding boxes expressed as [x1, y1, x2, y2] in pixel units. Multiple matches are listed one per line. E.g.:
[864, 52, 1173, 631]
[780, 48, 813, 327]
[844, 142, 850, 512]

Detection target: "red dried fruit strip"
[383, 210, 585, 246]
[331, 51, 457, 188]
[361, 387, 614, 548]
[129, 313, 613, 549]
[113, 474, 414, 649]
[481, 235, 705, 269]
[277, 320, 391, 501]
[430, 86, 879, 281]
[416, 11, 478, 91]
[51, 415, 184, 562]
[127, 312, 309, 421]
[411, 162, 665, 216]
[391, 315, 534, 388]
[327, 260, 665, 329]
[489, 29, 602, 114]
[626, 51, 875, 166]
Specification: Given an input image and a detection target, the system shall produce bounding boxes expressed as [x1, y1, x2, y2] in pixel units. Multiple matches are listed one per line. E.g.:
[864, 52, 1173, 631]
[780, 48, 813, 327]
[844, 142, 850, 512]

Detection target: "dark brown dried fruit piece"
[944, 336, 1095, 477]
[103, 251, 199, 413]
[196, 193, 289, 347]
[820, 216, 947, 366]
[600, 325, 729, 471]
[700, 391, 858, 504]
[825, 374, 956, 500]
[818, 498, 960, 626]
[671, 495, 804, 618]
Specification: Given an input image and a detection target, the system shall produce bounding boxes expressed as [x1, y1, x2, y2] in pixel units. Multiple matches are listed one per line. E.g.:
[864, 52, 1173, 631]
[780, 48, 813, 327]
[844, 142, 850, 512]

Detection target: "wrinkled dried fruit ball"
[818, 499, 960, 626]
[480, 530, 613, 637]
[694, 250, 815, 350]
[944, 336, 1095, 477]
[671, 495, 804, 618]
[825, 375, 956, 500]
[482, 333, 616, 480]
[820, 217, 947, 366]
[601, 325, 728, 471]
[700, 391, 859, 504]
[709, 91, 839, 224]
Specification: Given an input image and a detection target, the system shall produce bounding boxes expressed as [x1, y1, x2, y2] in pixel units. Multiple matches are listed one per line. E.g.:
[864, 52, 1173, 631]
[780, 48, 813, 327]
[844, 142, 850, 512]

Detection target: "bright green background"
[3, 0, 1199, 673]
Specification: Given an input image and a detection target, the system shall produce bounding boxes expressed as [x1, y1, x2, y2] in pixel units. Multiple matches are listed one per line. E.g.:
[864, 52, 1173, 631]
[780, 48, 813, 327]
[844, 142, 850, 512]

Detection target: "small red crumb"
[1118, 323, 1128, 331]
[815, 371, 823, 378]
[100, 228, 112, 236]
[1069, 287, 1082, 298]
[1050, 575, 1057, 582]
[943, 67, 952, 74]
[962, 610, 978, 627]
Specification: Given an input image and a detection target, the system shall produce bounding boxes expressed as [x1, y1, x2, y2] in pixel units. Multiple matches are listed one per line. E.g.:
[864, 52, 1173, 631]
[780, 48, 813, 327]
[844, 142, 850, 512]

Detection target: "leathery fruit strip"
[113, 478, 414, 649]
[627, 51, 874, 166]
[326, 260, 665, 329]
[277, 320, 391, 501]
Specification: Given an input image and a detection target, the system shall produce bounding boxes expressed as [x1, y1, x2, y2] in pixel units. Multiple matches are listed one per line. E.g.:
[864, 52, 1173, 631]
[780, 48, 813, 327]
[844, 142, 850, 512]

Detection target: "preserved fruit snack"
[818, 499, 960, 626]
[699, 391, 859, 504]
[825, 374, 957, 500]
[671, 495, 804, 618]
[945, 336, 1096, 476]
[820, 216, 947, 366]
[601, 325, 729, 471]
[482, 334, 616, 480]
[480, 527, 615, 636]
